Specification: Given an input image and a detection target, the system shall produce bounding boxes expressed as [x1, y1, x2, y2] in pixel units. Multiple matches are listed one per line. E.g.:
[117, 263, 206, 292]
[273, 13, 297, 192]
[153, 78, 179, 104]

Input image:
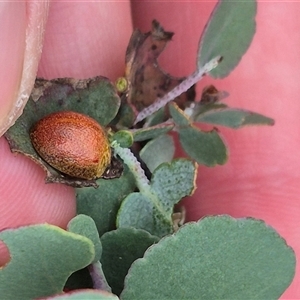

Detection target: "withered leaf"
[125, 20, 195, 112]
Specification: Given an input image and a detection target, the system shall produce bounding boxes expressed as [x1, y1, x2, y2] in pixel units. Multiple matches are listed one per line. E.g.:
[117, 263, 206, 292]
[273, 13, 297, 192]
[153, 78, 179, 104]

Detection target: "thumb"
[0, 2, 75, 266]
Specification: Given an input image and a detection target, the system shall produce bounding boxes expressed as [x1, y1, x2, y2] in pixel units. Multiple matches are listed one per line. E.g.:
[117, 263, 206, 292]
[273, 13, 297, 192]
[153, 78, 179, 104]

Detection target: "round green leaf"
[110, 101, 135, 129]
[101, 228, 159, 296]
[121, 216, 295, 300]
[179, 125, 227, 166]
[116, 192, 173, 237]
[31, 77, 120, 126]
[150, 159, 197, 213]
[117, 159, 196, 237]
[68, 215, 102, 263]
[168, 102, 190, 127]
[170, 102, 227, 166]
[76, 166, 136, 237]
[198, 0, 257, 78]
[140, 134, 175, 173]
[117, 193, 155, 232]
[0, 224, 94, 300]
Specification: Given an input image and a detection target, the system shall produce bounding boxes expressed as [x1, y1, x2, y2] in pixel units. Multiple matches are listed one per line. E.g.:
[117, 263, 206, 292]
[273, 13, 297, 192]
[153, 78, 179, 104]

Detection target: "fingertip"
[0, 2, 49, 136]
[0, 136, 76, 231]
[0, 137, 76, 265]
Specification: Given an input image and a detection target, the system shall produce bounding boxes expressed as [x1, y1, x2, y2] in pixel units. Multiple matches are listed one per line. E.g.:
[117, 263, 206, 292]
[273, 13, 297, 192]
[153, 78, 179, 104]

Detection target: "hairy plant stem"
[111, 141, 175, 230]
[134, 56, 221, 125]
[111, 141, 151, 196]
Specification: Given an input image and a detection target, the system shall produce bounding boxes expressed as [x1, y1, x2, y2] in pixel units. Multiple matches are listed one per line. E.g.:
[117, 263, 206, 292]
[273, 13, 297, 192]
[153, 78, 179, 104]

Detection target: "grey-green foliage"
[169, 103, 228, 166]
[121, 216, 295, 300]
[150, 159, 196, 214]
[117, 159, 197, 237]
[0, 224, 94, 300]
[198, 0, 257, 78]
[68, 214, 102, 263]
[101, 228, 159, 296]
[5, 77, 120, 156]
[140, 134, 175, 173]
[76, 166, 136, 237]
[192, 105, 275, 128]
[132, 123, 174, 142]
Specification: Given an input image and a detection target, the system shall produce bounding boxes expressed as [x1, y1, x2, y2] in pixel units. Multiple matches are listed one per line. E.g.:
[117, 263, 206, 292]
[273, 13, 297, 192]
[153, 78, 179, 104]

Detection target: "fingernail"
[0, 1, 49, 136]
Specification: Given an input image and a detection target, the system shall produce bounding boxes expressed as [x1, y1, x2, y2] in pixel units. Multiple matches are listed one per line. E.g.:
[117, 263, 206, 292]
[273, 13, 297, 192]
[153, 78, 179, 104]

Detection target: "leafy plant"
[2, 1, 295, 299]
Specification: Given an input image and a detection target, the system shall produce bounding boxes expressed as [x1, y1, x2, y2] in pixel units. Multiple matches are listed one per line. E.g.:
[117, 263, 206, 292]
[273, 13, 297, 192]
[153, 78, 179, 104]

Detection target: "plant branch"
[111, 141, 151, 195]
[134, 56, 222, 125]
[88, 261, 111, 292]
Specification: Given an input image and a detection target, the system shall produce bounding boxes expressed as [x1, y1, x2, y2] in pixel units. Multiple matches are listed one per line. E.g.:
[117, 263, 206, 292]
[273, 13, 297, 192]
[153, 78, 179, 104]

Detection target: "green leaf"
[121, 216, 296, 300]
[198, 0, 257, 78]
[170, 102, 227, 166]
[179, 125, 227, 166]
[64, 215, 113, 293]
[145, 107, 166, 127]
[49, 290, 119, 299]
[0, 224, 94, 300]
[76, 166, 136, 237]
[117, 193, 153, 231]
[190, 102, 228, 116]
[150, 159, 197, 214]
[32, 77, 121, 126]
[195, 107, 275, 128]
[140, 134, 175, 173]
[4, 77, 121, 188]
[188, 97, 274, 129]
[7, 78, 120, 148]
[132, 123, 174, 142]
[101, 228, 159, 296]
[111, 130, 134, 148]
[110, 99, 135, 129]
[67, 214, 102, 263]
[116, 192, 173, 237]
[168, 102, 190, 126]
[117, 159, 196, 237]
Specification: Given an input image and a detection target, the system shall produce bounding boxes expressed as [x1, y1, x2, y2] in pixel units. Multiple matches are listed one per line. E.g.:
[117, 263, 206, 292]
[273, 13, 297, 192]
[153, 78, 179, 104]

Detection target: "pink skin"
[0, 1, 299, 298]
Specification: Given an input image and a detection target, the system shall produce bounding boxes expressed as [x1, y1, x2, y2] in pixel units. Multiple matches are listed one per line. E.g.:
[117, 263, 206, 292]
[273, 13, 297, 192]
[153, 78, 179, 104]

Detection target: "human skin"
[0, 1, 299, 298]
